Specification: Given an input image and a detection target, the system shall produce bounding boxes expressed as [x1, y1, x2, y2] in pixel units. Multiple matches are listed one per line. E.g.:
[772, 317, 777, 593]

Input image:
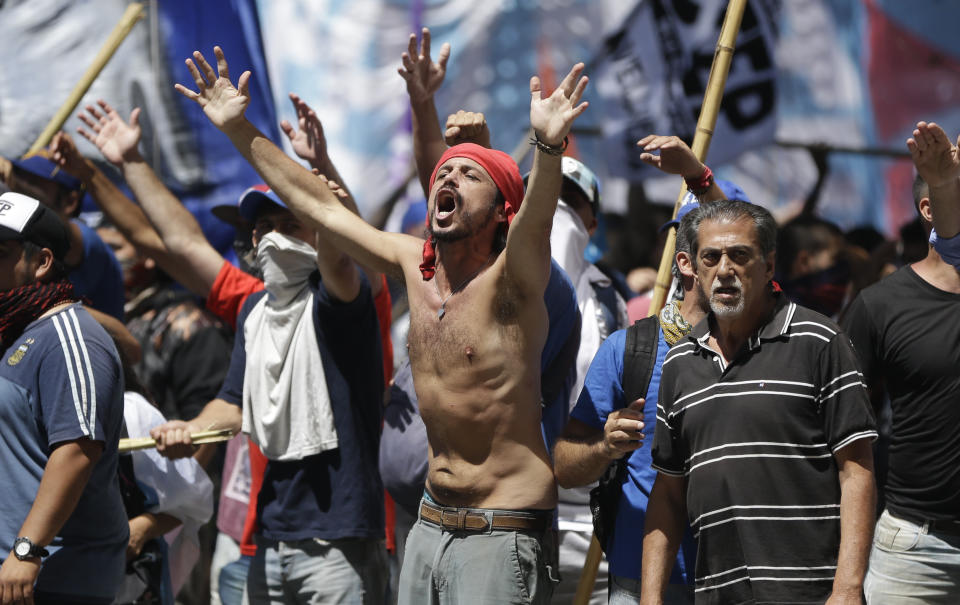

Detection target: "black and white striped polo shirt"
[652, 296, 877, 604]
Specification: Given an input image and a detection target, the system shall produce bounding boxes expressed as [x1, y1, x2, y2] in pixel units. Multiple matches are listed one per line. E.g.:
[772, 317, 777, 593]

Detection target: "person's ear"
[32, 247, 55, 281]
[791, 249, 810, 278]
[918, 196, 933, 224]
[676, 251, 695, 278]
[494, 202, 508, 224]
[61, 189, 82, 217]
[766, 250, 776, 281]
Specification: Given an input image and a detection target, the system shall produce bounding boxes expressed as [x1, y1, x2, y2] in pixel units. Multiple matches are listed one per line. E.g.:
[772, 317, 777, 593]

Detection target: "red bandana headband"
[419, 143, 525, 280]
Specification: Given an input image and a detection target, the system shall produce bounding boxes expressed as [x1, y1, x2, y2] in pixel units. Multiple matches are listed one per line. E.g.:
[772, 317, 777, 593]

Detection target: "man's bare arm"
[639, 473, 687, 605]
[637, 134, 727, 203]
[282, 93, 383, 296]
[76, 101, 225, 296]
[554, 399, 646, 488]
[908, 121, 960, 238]
[504, 63, 589, 298]
[175, 47, 419, 277]
[826, 438, 875, 605]
[398, 28, 451, 196]
[149, 398, 242, 460]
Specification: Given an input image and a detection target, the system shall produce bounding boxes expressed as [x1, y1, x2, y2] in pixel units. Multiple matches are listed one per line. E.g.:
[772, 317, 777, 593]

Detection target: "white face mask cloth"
[256, 231, 317, 307]
[243, 231, 337, 461]
[550, 200, 629, 413]
[550, 200, 590, 282]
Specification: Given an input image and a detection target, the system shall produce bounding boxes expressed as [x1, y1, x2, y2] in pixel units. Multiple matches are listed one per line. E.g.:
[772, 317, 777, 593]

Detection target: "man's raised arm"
[399, 28, 451, 196]
[175, 46, 418, 277]
[75, 101, 225, 296]
[504, 63, 589, 298]
[908, 122, 960, 265]
[637, 134, 728, 203]
[281, 93, 384, 296]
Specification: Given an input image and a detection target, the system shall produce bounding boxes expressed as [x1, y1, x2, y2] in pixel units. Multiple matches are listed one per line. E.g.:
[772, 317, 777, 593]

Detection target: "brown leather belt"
[419, 499, 551, 532]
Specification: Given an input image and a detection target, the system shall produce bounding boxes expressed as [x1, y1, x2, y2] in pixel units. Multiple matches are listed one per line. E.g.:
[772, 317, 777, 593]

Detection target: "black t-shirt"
[842, 266, 960, 521]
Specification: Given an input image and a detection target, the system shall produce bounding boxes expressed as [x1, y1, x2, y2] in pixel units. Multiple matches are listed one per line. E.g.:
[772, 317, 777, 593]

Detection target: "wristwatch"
[13, 537, 48, 561]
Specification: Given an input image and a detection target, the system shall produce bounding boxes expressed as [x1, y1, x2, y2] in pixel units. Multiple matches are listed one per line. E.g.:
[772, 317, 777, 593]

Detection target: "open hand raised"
[636, 134, 705, 179]
[529, 63, 589, 148]
[398, 28, 450, 105]
[280, 93, 327, 168]
[175, 46, 251, 130]
[76, 100, 142, 166]
[907, 121, 960, 188]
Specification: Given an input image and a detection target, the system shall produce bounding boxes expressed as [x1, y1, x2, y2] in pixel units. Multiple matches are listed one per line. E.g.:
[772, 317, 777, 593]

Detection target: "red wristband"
[684, 165, 713, 196]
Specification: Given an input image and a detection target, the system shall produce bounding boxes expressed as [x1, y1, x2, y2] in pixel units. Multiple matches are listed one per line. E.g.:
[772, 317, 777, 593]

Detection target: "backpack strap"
[622, 315, 661, 407]
[590, 315, 662, 553]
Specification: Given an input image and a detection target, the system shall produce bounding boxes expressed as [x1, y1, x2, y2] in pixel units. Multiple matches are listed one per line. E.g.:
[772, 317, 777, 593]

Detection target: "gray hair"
[671, 205, 701, 282]
[688, 200, 777, 267]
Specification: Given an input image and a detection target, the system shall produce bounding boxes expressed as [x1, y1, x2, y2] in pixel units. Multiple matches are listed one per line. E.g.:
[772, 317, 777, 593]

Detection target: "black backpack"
[588, 315, 660, 553]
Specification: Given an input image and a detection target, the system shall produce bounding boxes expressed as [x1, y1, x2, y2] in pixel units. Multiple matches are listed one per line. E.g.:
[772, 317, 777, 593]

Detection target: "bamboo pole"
[573, 2, 749, 602]
[119, 428, 235, 453]
[24, 3, 145, 157]
[647, 0, 748, 317]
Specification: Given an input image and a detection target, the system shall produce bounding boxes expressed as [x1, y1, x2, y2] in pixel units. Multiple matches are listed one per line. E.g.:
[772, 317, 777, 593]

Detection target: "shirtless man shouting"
[169, 46, 588, 603]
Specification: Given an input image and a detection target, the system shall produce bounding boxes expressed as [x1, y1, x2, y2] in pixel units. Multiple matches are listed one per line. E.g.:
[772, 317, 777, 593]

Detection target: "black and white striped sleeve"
[818, 330, 878, 453]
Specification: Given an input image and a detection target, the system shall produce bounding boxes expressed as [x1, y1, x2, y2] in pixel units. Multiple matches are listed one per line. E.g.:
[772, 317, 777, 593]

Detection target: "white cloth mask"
[256, 231, 317, 306]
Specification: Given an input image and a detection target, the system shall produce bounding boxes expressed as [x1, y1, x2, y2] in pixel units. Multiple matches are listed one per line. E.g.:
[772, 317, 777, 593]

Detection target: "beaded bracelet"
[530, 135, 568, 156]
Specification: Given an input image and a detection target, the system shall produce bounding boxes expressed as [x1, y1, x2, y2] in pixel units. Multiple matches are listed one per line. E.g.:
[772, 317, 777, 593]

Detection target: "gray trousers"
[397, 504, 559, 604]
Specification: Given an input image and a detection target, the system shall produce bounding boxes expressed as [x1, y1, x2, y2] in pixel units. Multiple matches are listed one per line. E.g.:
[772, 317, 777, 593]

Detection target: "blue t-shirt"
[931, 227, 960, 270]
[540, 259, 580, 451]
[570, 327, 696, 583]
[217, 273, 385, 541]
[69, 220, 125, 320]
[0, 303, 128, 601]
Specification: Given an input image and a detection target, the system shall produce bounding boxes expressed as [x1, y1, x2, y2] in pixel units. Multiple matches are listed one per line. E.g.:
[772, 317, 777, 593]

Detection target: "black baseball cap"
[0, 192, 72, 260]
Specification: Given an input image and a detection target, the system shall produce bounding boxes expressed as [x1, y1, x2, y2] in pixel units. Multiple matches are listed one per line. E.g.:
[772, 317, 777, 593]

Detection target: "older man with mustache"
[639, 200, 878, 605]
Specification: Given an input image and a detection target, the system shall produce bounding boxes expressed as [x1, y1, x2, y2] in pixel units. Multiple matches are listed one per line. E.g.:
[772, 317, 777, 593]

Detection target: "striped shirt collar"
[689, 293, 795, 351]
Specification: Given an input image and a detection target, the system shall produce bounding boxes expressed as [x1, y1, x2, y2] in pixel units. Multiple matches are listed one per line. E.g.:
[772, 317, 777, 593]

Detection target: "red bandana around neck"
[0, 280, 77, 353]
[419, 143, 525, 280]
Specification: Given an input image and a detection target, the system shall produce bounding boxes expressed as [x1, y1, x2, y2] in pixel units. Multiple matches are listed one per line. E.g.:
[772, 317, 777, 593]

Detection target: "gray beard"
[705, 276, 745, 318]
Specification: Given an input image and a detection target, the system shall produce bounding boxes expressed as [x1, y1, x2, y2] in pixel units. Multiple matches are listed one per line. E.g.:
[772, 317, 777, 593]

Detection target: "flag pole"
[573, 1, 749, 602]
[24, 3, 145, 157]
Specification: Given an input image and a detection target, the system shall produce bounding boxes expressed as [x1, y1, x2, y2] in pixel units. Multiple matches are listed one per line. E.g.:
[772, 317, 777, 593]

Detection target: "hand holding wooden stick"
[119, 428, 234, 453]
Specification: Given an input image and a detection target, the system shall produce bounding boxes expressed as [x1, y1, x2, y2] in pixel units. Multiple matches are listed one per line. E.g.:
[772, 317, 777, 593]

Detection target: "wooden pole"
[24, 3, 145, 157]
[573, 2, 749, 602]
[647, 0, 749, 317]
[118, 428, 235, 453]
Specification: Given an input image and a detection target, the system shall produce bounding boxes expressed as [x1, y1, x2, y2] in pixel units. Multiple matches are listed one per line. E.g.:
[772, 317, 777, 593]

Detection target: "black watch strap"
[13, 536, 48, 560]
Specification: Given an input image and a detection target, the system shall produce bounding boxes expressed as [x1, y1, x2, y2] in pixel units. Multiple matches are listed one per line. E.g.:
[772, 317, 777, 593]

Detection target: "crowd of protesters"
[0, 25, 958, 605]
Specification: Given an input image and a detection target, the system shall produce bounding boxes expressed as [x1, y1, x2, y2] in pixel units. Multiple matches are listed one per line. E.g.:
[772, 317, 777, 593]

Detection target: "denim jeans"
[864, 508, 960, 604]
[219, 554, 252, 605]
[609, 574, 694, 605]
[247, 537, 388, 604]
